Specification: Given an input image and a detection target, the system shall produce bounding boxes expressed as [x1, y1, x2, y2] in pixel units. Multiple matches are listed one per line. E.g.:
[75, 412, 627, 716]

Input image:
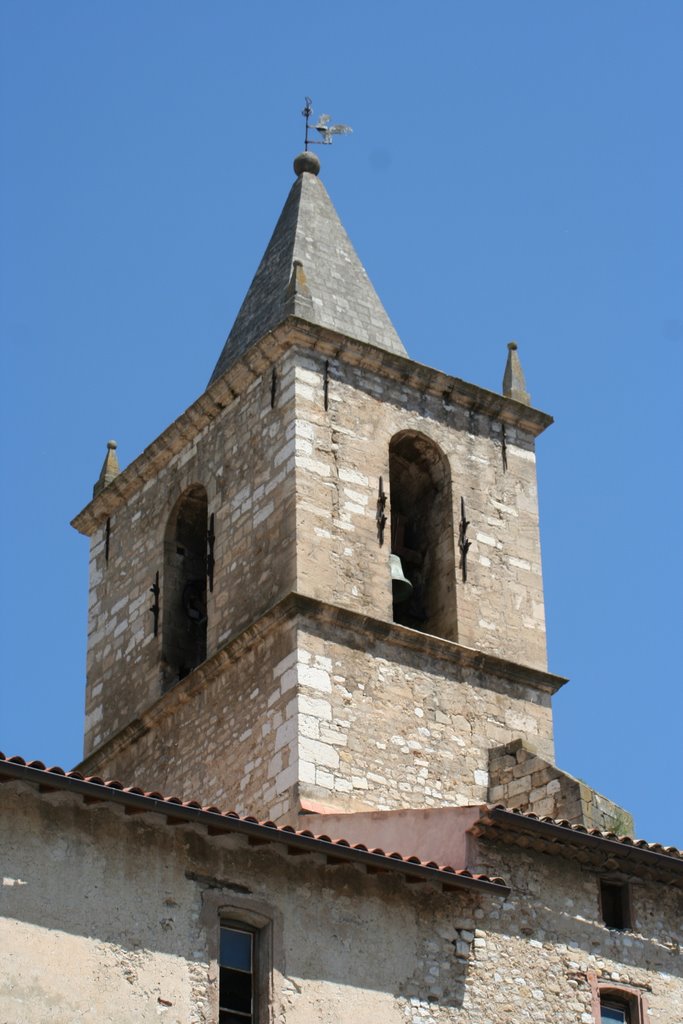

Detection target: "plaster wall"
[2, 783, 681, 1024]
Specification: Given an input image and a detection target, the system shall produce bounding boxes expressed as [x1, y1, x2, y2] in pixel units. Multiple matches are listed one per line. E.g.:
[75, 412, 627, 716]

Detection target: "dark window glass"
[219, 925, 254, 1022]
[220, 927, 252, 973]
[220, 967, 252, 1014]
[600, 880, 630, 929]
[601, 1003, 628, 1023]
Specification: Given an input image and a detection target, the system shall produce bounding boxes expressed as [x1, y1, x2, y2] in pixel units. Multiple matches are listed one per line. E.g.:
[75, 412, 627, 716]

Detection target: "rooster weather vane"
[302, 97, 352, 150]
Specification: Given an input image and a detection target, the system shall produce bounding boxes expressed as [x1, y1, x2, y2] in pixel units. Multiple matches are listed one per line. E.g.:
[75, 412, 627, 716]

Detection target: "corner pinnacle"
[93, 440, 120, 498]
[502, 342, 531, 406]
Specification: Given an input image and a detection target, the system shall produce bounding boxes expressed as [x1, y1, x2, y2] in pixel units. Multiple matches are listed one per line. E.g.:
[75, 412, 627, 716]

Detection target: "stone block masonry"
[80, 596, 564, 823]
[290, 611, 558, 817]
[292, 345, 549, 673]
[80, 349, 299, 758]
[80, 612, 301, 821]
[74, 322, 558, 820]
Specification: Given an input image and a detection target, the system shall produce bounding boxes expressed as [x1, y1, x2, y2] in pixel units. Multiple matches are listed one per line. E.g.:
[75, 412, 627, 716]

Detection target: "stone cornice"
[78, 592, 567, 775]
[285, 318, 554, 436]
[70, 328, 289, 537]
[71, 319, 553, 536]
[293, 593, 566, 695]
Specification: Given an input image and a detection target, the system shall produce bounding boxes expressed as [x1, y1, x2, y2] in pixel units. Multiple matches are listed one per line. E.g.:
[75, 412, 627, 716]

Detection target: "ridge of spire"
[209, 155, 407, 385]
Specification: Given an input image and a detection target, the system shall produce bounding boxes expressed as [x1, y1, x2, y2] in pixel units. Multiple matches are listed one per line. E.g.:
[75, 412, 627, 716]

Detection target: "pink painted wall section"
[300, 804, 486, 869]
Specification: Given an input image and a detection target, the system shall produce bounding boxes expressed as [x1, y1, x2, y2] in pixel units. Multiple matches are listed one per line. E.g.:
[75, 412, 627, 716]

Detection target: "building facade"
[1, 149, 681, 1023]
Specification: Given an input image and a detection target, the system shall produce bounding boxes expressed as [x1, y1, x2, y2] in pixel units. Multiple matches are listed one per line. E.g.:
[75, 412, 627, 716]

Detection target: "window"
[220, 923, 256, 1023]
[589, 971, 644, 1024]
[599, 879, 631, 930]
[596, 986, 643, 1024]
[601, 1000, 630, 1023]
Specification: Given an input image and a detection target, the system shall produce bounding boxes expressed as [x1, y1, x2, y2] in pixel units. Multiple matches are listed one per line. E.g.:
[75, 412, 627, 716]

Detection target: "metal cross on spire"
[302, 97, 352, 149]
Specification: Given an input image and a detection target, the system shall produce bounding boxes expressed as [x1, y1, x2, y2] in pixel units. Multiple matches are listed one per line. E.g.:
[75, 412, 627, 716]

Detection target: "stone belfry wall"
[72, 154, 566, 824]
[76, 345, 299, 758]
[290, 346, 550, 672]
[74, 323, 563, 823]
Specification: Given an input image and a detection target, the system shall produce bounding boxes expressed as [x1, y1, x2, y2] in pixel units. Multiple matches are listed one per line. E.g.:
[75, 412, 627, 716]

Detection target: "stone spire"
[209, 152, 407, 384]
[93, 440, 120, 497]
[502, 342, 531, 406]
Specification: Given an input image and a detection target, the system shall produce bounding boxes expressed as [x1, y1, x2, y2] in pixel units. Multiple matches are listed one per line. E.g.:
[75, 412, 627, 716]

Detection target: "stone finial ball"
[293, 151, 321, 176]
[508, 341, 518, 351]
[107, 440, 118, 449]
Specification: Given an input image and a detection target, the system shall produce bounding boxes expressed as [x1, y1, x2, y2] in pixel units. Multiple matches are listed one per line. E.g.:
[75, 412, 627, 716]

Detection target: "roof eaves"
[471, 805, 683, 875]
[0, 756, 509, 896]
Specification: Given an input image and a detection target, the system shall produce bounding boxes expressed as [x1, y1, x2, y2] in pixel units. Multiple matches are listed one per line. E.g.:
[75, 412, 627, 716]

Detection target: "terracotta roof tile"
[0, 753, 507, 895]
[496, 805, 683, 859]
[469, 805, 683, 884]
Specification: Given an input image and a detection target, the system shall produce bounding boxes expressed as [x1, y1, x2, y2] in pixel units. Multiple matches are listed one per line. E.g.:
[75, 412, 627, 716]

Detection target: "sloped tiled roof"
[470, 804, 683, 885]
[209, 159, 407, 384]
[0, 754, 507, 895]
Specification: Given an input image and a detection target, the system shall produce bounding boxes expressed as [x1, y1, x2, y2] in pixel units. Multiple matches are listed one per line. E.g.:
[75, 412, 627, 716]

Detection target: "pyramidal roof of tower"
[209, 152, 408, 384]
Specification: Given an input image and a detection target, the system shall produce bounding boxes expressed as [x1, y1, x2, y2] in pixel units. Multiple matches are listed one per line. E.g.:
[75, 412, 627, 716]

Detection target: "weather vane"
[302, 97, 352, 150]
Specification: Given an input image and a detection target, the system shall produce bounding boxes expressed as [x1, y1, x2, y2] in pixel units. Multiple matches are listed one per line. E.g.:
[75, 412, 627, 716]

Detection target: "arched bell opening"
[161, 485, 208, 690]
[388, 432, 457, 641]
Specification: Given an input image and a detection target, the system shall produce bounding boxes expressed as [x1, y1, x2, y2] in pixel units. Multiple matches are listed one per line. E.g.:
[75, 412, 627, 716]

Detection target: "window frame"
[598, 877, 633, 931]
[588, 971, 646, 1024]
[219, 919, 258, 1023]
[200, 893, 276, 1024]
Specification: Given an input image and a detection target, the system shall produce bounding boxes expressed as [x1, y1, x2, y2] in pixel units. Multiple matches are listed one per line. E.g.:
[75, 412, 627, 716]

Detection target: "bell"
[390, 553, 413, 603]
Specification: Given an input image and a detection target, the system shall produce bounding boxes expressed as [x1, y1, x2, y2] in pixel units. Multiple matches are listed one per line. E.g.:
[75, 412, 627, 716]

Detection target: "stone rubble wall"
[466, 838, 682, 1024]
[2, 783, 680, 1024]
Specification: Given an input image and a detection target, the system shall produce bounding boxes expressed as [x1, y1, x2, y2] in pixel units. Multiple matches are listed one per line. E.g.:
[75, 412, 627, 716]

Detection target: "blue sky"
[1, 1, 682, 847]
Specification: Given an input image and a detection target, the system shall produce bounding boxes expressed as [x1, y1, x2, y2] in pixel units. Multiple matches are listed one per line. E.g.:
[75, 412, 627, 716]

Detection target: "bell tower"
[73, 149, 594, 827]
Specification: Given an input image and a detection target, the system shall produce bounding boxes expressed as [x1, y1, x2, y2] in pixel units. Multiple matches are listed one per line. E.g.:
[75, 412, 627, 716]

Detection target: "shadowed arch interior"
[162, 485, 208, 690]
[389, 432, 457, 641]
